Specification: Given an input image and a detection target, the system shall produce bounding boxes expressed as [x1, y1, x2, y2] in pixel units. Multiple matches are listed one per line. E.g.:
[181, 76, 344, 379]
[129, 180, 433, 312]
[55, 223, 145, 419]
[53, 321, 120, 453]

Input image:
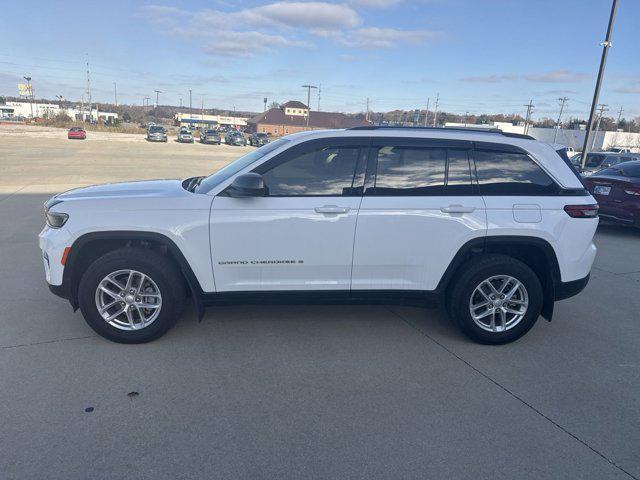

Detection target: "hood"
[55, 179, 186, 201]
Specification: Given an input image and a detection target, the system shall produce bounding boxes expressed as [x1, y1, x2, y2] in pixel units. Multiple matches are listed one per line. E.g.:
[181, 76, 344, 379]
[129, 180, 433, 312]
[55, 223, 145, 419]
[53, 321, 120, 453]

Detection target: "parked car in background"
[218, 125, 229, 134]
[67, 127, 86, 140]
[200, 129, 221, 145]
[249, 132, 270, 147]
[607, 147, 631, 153]
[225, 130, 246, 146]
[579, 152, 639, 176]
[583, 161, 640, 228]
[146, 125, 167, 142]
[177, 129, 194, 143]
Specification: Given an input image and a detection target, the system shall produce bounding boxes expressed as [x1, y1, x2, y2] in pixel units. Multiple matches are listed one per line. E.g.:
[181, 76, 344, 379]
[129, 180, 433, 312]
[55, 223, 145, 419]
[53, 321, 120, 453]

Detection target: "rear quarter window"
[474, 150, 559, 195]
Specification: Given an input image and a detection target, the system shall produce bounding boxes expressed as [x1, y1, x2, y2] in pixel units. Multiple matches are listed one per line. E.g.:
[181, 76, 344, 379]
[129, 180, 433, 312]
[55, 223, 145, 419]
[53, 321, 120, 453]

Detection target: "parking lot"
[1, 125, 639, 479]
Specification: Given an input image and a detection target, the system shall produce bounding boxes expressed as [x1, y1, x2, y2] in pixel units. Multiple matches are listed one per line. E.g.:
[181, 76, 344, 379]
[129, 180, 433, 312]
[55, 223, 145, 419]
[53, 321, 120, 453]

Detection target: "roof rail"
[347, 125, 535, 140]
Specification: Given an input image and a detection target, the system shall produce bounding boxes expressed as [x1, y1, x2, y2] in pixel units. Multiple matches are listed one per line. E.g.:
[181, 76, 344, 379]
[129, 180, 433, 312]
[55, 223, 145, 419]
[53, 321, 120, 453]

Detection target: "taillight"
[564, 204, 599, 218]
[623, 186, 640, 196]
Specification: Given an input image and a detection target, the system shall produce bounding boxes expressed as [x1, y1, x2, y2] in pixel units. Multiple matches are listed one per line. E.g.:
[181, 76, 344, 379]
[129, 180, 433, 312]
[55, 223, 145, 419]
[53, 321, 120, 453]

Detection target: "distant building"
[247, 100, 369, 135]
[174, 112, 247, 129]
[0, 101, 117, 123]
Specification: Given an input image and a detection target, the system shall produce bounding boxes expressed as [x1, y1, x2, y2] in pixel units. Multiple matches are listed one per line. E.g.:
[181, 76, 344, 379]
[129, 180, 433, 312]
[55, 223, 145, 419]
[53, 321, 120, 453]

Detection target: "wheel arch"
[62, 231, 205, 318]
[438, 235, 560, 321]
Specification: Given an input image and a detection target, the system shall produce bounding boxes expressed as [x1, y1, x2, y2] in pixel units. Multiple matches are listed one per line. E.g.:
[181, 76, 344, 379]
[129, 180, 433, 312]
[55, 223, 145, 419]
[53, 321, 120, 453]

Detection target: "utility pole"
[85, 59, 92, 122]
[154, 90, 161, 109]
[591, 104, 608, 150]
[464, 111, 470, 127]
[432, 93, 440, 127]
[553, 97, 568, 143]
[318, 84, 322, 111]
[189, 89, 192, 129]
[113, 82, 118, 107]
[424, 98, 430, 127]
[263, 97, 267, 112]
[201, 96, 204, 128]
[23, 76, 34, 118]
[523, 100, 534, 135]
[301, 84, 317, 127]
[144, 97, 150, 109]
[581, 0, 618, 167]
[616, 106, 623, 129]
[179, 96, 183, 108]
[365, 97, 370, 122]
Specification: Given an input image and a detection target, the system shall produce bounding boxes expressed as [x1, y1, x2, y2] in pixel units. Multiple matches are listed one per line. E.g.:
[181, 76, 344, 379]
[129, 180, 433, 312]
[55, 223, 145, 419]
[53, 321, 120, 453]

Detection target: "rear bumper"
[555, 274, 590, 301]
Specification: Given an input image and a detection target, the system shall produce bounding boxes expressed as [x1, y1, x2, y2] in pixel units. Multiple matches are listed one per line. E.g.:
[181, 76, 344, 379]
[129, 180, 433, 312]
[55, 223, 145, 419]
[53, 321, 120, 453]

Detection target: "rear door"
[351, 138, 486, 291]
[210, 137, 368, 291]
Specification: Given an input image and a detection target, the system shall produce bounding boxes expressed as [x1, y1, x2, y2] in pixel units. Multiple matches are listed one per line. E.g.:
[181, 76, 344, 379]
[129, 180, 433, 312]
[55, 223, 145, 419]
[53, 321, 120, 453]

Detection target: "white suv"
[39, 127, 598, 344]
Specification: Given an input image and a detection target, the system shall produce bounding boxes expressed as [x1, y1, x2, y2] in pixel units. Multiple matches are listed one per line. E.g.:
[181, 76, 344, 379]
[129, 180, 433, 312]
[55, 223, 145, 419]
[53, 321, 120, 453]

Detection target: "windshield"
[195, 138, 290, 194]
[584, 153, 606, 168]
[257, 133, 268, 138]
[149, 126, 164, 133]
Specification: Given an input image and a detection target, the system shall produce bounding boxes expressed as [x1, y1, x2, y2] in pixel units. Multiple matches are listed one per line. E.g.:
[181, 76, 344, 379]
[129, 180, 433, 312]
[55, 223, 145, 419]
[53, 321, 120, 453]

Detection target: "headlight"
[45, 211, 68, 228]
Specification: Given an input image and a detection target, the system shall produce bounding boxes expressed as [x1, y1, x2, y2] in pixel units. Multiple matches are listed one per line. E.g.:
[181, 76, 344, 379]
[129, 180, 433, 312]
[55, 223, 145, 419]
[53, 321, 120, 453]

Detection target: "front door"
[210, 137, 367, 291]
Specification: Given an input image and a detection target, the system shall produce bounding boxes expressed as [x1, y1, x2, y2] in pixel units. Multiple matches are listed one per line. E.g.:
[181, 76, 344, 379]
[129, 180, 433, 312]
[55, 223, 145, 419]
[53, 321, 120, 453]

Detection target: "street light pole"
[189, 89, 192, 129]
[301, 84, 317, 128]
[581, 0, 618, 168]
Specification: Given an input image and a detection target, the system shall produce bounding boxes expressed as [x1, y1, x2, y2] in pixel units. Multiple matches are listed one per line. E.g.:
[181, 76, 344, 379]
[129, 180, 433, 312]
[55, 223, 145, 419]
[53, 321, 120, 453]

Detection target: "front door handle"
[315, 205, 350, 214]
[440, 204, 476, 214]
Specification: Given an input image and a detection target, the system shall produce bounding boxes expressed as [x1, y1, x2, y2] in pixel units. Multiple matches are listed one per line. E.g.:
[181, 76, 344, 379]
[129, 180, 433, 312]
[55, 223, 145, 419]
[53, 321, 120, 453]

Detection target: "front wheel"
[78, 248, 186, 343]
[448, 255, 543, 344]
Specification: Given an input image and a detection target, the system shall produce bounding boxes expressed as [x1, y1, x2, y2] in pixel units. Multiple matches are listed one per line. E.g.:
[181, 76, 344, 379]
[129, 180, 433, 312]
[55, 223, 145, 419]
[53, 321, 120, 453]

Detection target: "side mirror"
[227, 173, 266, 197]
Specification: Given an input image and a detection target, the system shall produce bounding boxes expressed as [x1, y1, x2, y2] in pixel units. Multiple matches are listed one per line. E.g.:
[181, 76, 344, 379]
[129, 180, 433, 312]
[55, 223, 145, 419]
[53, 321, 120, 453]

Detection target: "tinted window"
[584, 153, 605, 168]
[371, 147, 446, 195]
[619, 164, 640, 178]
[474, 150, 558, 195]
[261, 145, 360, 196]
[446, 150, 473, 195]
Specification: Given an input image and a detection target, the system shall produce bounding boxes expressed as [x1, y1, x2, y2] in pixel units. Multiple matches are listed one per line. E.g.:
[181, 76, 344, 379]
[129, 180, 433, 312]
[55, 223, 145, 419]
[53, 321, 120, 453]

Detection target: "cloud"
[523, 70, 589, 83]
[202, 31, 308, 57]
[348, 27, 440, 49]
[349, 0, 403, 7]
[244, 2, 361, 30]
[614, 86, 640, 94]
[460, 75, 517, 83]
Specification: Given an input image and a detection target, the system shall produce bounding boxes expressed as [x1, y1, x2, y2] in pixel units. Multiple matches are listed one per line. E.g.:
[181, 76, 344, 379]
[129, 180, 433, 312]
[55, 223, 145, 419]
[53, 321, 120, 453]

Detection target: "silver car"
[177, 129, 194, 143]
[146, 125, 167, 142]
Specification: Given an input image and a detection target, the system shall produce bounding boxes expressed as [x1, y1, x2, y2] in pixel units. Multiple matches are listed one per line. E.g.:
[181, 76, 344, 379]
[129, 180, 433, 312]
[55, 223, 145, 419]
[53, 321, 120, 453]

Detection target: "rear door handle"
[315, 205, 350, 214]
[440, 204, 476, 214]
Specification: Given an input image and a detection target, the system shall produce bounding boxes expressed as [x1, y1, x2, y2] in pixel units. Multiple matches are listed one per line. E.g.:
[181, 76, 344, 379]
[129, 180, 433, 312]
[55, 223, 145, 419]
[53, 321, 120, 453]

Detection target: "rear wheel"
[448, 255, 543, 344]
[78, 248, 186, 343]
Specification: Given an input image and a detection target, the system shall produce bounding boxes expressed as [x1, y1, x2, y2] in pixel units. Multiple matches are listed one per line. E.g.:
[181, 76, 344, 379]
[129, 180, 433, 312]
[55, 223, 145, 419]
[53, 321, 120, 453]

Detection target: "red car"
[584, 160, 640, 228]
[67, 127, 86, 140]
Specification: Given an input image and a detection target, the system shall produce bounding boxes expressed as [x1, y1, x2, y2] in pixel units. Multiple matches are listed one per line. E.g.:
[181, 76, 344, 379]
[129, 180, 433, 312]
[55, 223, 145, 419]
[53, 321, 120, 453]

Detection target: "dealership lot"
[1, 126, 639, 479]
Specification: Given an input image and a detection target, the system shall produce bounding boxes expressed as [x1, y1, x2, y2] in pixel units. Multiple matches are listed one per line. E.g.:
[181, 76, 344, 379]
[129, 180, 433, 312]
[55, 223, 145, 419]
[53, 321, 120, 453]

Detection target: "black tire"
[447, 254, 543, 344]
[78, 247, 186, 343]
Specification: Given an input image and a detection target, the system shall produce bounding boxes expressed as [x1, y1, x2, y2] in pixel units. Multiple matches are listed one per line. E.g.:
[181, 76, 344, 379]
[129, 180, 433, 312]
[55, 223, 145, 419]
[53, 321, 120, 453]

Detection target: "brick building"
[247, 100, 369, 135]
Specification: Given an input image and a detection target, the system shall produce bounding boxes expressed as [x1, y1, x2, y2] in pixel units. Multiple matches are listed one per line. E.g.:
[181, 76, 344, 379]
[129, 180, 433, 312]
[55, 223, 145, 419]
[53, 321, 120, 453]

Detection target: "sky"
[1, 0, 638, 120]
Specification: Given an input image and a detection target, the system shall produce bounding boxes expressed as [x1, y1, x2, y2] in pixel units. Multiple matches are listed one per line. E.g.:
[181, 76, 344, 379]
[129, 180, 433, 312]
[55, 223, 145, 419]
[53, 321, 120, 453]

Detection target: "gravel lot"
[1, 125, 639, 480]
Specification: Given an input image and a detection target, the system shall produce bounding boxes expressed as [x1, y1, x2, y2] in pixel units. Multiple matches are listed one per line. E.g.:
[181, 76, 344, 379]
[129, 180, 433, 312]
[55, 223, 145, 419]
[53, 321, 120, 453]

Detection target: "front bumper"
[38, 225, 72, 287]
[555, 274, 590, 301]
[147, 135, 167, 142]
